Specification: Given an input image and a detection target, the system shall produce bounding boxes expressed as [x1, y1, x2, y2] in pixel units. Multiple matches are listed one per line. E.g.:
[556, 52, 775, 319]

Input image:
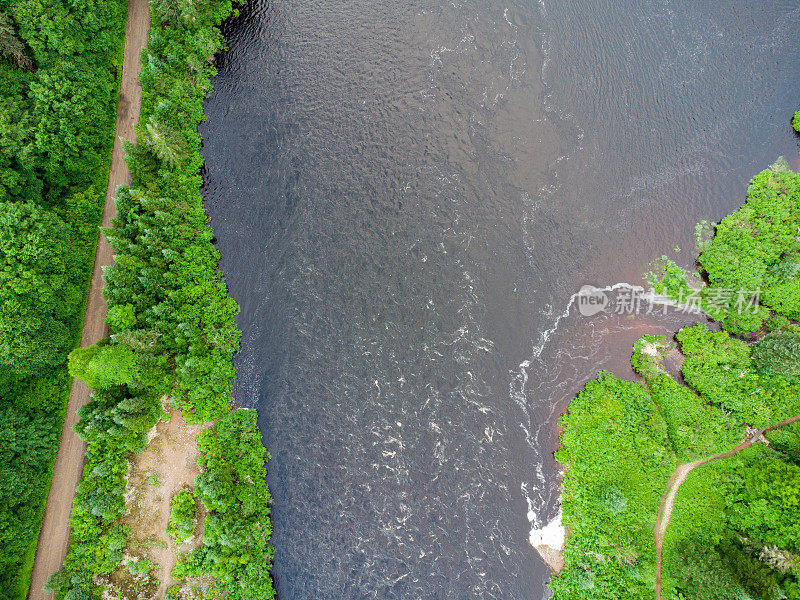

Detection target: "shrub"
[68, 343, 138, 389]
[167, 489, 196, 543]
[752, 332, 800, 380]
[105, 304, 136, 334]
[698, 168, 800, 333]
[182, 410, 275, 599]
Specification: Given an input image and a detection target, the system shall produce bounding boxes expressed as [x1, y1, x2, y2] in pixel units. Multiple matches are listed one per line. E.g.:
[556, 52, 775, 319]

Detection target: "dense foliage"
[649, 163, 800, 336]
[554, 332, 800, 599]
[555, 156, 800, 599]
[0, 0, 127, 596]
[0, 202, 79, 373]
[48, 0, 276, 597]
[699, 166, 800, 334]
[175, 411, 276, 599]
[551, 373, 675, 599]
[167, 489, 196, 544]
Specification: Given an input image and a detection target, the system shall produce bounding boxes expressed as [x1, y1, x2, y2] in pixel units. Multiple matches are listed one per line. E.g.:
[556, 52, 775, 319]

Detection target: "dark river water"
[200, 1, 800, 597]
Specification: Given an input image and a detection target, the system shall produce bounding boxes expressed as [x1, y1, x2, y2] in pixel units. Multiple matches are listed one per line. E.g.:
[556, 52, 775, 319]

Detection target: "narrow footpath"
[654, 414, 800, 600]
[27, 0, 150, 597]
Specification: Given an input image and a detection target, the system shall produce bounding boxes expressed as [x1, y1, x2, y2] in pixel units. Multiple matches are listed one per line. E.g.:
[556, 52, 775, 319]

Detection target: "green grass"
[552, 373, 676, 599]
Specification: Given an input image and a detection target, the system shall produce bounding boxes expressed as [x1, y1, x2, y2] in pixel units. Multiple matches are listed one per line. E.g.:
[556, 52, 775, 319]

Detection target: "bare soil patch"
[98, 404, 213, 599]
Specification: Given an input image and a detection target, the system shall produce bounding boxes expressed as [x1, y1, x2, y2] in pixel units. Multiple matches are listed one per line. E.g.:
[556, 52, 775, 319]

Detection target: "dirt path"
[654, 414, 800, 600]
[27, 0, 150, 597]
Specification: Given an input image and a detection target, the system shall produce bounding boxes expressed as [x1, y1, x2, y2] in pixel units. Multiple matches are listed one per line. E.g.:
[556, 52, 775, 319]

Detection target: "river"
[200, 1, 800, 597]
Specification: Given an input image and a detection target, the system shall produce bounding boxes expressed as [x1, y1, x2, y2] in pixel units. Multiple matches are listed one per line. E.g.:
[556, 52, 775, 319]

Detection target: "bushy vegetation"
[551, 373, 675, 599]
[0, 0, 127, 596]
[44, 383, 163, 596]
[635, 335, 743, 460]
[47, 0, 276, 597]
[663, 444, 800, 600]
[0, 202, 80, 373]
[555, 148, 800, 598]
[174, 410, 276, 599]
[167, 489, 196, 543]
[554, 331, 800, 599]
[649, 162, 800, 336]
[699, 165, 800, 334]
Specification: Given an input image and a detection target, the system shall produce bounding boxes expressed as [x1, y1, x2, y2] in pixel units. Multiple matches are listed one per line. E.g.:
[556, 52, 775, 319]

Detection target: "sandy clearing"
[119, 407, 209, 598]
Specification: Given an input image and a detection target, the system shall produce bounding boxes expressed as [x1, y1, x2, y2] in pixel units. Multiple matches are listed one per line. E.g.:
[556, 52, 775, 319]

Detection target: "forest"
[553, 157, 800, 599]
[0, 0, 128, 597]
[45, 0, 276, 598]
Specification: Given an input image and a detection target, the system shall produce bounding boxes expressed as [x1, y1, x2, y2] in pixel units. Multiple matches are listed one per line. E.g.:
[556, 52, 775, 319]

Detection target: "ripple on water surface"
[201, 0, 800, 597]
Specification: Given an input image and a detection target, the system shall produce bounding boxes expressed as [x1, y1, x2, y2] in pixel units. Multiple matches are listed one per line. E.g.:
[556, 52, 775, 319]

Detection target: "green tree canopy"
[726, 454, 800, 553]
[752, 331, 800, 381]
[68, 343, 138, 389]
[0, 201, 77, 374]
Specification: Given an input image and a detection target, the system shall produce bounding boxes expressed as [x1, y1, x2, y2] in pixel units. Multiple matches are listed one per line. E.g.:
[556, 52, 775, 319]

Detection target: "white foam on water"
[528, 510, 564, 550]
[509, 282, 647, 426]
[515, 282, 706, 554]
[523, 482, 564, 550]
[511, 280, 704, 419]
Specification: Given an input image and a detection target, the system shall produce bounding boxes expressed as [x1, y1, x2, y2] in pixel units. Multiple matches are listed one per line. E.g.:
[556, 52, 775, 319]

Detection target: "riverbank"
[45, 0, 276, 598]
[552, 156, 800, 598]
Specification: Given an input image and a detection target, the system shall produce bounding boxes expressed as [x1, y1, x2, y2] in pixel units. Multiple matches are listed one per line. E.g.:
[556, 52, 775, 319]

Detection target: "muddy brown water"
[200, 1, 800, 597]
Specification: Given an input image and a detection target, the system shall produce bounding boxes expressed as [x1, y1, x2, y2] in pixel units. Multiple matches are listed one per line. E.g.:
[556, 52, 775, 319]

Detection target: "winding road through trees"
[654, 414, 800, 600]
[26, 0, 150, 597]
